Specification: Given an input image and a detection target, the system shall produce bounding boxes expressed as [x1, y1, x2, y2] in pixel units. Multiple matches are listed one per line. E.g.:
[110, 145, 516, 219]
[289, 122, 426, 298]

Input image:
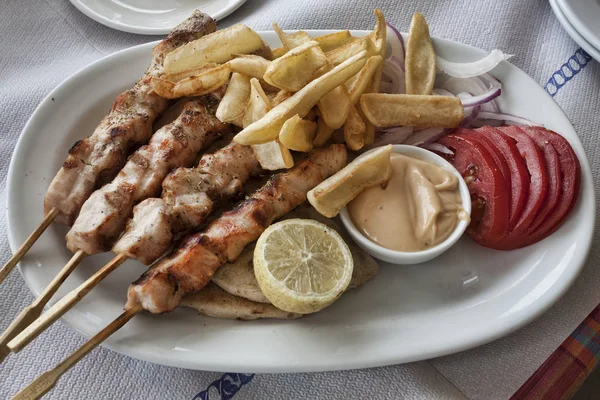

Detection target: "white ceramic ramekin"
[340, 144, 471, 265]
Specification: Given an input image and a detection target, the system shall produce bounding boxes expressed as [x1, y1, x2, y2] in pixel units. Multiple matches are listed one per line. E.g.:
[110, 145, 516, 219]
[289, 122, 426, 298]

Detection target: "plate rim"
[68, 0, 247, 35]
[555, 0, 600, 52]
[550, 0, 600, 61]
[6, 30, 596, 372]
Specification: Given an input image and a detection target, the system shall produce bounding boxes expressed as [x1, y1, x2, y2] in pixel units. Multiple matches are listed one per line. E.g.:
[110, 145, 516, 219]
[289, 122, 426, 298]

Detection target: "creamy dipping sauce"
[348, 153, 468, 252]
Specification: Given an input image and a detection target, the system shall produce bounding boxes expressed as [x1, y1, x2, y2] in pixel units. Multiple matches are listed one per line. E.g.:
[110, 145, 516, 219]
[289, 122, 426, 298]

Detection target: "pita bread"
[182, 282, 302, 320]
[211, 204, 379, 304]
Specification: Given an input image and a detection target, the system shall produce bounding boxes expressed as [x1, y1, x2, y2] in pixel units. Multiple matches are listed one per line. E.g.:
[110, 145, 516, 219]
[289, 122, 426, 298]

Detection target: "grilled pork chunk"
[66, 96, 228, 255]
[126, 144, 348, 314]
[44, 11, 217, 226]
[113, 143, 262, 265]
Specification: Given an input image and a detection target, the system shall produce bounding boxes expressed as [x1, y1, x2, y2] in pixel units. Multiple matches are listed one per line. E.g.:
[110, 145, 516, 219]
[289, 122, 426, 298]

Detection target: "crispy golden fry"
[279, 114, 317, 152]
[233, 50, 367, 145]
[268, 90, 292, 106]
[227, 55, 271, 80]
[252, 141, 294, 170]
[263, 41, 328, 91]
[359, 107, 375, 146]
[252, 44, 274, 60]
[308, 145, 393, 218]
[151, 64, 231, 99]
[216, 72, 251, 124]
[272, 23, 312, 49]
[368, 9, 387, 55]
[272, 46, 288, 58]
[164, 63, 219, 82]
[346, 55, 383, 105]
[326, 36, 378, 67]
[405, 12, 436, 95]
[243, 78, 271, 128]
[313, 117, 336, 147]
[360, 93, 464, 128]
[271, 28, 353, 131]
[164, 24, 267, 75]
[314, 30, 356, 52]
[343, 106, 366, 151]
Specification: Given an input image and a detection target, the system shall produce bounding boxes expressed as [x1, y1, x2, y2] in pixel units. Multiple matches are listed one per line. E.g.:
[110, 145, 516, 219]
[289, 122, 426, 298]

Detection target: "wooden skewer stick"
[12, 303, 142, 400]
[0, 250, 87, 363]
[8, 253, 129, 353]
[0, 208, 59, 286]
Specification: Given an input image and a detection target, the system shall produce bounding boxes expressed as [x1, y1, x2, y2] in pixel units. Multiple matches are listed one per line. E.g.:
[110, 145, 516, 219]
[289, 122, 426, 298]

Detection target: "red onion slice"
[473, 111, 540, 126]
[385, 22, 405, 64]
[436, 50, 512, 78]
[422, 142, 454, 155]
[382, 57, 405, 94]
[404, 127, 447, 146]
[459, 79, 501, 108]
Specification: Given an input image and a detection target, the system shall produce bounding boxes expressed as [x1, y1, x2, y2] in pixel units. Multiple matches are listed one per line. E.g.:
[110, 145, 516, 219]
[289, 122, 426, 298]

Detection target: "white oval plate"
[556, 0, 600, 52]
[7, 30, 595, 373]
[69, 0, 247, 35]
[550, 0, 600, 62]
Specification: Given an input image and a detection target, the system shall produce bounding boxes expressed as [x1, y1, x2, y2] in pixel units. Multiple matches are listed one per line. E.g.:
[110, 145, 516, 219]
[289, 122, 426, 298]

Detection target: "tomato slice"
[461, 127, 529, 230]
[496, 126, 549, 239]
[520, 127, 581, 246]
[435, 134, 509, 245]
[519, 127, 562, 233]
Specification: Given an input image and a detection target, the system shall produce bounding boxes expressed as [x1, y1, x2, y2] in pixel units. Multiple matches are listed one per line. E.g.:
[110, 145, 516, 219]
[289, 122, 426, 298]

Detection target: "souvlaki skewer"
[0, 11, 218, 285]
[8, 141, 263, 354]
[0, 95, 230, 361]
[13, 144, 347, 400]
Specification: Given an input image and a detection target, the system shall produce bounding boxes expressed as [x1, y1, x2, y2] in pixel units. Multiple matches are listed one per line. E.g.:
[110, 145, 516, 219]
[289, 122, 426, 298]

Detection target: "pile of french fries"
[153, 10, 464, 171]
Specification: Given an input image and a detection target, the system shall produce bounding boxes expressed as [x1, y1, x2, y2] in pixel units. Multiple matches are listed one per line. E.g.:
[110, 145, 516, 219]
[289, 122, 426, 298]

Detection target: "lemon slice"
[254, 218, 354, 314]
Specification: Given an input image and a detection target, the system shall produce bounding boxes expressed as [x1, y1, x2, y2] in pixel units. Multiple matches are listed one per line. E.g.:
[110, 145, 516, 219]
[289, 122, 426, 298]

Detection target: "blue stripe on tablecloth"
[191, 46, 596, 400]
[193, 373, 255, 400]
[544, 48, 592, 96]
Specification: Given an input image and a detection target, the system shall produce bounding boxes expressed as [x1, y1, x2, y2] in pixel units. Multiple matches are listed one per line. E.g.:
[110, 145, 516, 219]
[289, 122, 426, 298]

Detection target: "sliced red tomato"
[435, 134, 509, 246]
[496, 126, 549, 243]
[465, 127, 530, 230]
[520, 127, 562, 234]
[520, 127, 581, 246]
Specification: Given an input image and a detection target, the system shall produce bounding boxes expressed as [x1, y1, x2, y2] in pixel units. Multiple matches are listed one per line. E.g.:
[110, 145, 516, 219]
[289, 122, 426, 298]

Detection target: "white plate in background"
[556, 0, 600, 51]
[69, 0, 247, 35]
[7, 30, 594, 372]
[550, 0, 600, 61]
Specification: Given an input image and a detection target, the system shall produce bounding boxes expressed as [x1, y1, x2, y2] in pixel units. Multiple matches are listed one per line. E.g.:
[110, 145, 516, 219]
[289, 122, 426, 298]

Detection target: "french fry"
[314, 30, 356, 52]
[359, 107, 376, 146]
[326, 36, 378, 67]
[252, 44, 274, 61]
[272, 23, 312, 49]
[216, 72, 251, 124]
[252, 141, 294, 170]
[263, 41, 328, 91]
[272, 46, 288, 58]
[268, 90, 292, 106]
[368, 9, 387, 55]
[164, 63, 219, 82]
[343, 106, 366, 151]
[151, 64, 231, 99]
[360, 93, 464, 128]
[313, 117, 336, 147]
[243, 78, 271, 128]
[308, 145, 393, 218]
[227, 55, 271, 80]
[164, 24, 267, 75]
[279, 115, 317, 152]
[346, 55, 383, 105]
[233, 50, 367, 145]
[405, 12, 436, 95]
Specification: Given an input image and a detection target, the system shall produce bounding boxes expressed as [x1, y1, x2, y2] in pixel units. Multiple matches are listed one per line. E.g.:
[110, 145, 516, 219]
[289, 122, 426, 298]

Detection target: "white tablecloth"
[1, 1, 599, 399]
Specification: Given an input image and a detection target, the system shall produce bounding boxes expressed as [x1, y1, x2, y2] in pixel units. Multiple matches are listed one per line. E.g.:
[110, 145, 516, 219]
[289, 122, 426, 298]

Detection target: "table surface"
[1, 1, 599, 399]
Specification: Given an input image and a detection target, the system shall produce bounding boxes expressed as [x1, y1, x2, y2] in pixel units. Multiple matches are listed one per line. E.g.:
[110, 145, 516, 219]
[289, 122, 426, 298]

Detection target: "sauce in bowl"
[348, 153, 469, 252]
